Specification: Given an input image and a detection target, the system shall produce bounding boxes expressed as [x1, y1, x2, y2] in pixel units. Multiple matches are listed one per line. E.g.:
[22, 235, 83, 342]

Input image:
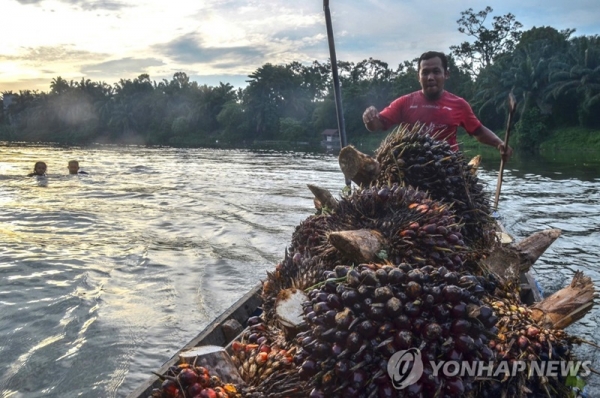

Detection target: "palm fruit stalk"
[373, 123, 495, 251]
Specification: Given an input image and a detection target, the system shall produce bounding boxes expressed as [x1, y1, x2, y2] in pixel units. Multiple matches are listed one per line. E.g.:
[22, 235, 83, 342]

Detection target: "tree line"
[1, 7, 599, 152]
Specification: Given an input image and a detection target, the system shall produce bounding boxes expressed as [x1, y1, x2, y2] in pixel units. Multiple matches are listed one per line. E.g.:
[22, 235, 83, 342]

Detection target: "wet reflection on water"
[0, 145, 599, 397]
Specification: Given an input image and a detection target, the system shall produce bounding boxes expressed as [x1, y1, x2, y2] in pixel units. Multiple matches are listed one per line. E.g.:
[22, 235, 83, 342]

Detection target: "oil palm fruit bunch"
[230, 339, 295, 386]
[290, 213, 339, 258]
[295, 263, 498, 397]
[148, 362, 240, 398]
[373, 124, 495, 251]
[230, 317, 309, 398]
[475, 291, 579, 397]
[262, 250, 326, 322]
[335, 185, 468, 271]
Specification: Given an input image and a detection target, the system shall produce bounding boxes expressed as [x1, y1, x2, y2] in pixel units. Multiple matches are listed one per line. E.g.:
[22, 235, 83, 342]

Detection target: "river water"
[0, 144, 599, 397]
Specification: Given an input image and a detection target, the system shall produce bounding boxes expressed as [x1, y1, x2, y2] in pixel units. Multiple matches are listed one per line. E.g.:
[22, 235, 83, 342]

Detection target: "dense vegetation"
[1, 7, 599, 152]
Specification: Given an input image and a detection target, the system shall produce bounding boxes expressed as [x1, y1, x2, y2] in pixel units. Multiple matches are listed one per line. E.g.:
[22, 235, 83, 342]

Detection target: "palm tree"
[547, 35, 600, 127]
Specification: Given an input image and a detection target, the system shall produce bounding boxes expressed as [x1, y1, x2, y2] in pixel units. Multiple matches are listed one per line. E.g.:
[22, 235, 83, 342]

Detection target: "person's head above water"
[68, 160, 80, 174]
[31, 161, 47, 176]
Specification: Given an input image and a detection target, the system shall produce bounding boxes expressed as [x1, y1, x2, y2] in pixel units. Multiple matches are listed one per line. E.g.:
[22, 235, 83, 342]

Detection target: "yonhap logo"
[387, 348, 424, 389]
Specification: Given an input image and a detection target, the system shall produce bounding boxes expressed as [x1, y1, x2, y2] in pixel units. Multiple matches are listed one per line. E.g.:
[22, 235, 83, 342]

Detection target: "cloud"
[153, 33, 265, 66]
[0, 45, 107, 66]
[14, 0, 130, 11]
[0, 78, 55, 93]
[80, 57, 165, 77]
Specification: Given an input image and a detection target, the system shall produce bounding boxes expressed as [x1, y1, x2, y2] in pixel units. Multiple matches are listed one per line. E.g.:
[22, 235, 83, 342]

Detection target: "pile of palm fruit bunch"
[150, 125, 588, 397]
[255, 186, 583, 396]
[373, 124, 496, 251]
[147, 362, 241, 398]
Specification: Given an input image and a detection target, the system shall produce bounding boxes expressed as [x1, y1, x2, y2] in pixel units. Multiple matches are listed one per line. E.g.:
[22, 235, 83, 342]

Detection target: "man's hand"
[472, 126, 513, 161]
[498, 143, 513, 161]
[362, 106, 383, 132]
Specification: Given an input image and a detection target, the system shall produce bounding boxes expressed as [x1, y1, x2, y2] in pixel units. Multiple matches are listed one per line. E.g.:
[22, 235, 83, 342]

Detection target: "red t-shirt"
[378, 91, 482, 150]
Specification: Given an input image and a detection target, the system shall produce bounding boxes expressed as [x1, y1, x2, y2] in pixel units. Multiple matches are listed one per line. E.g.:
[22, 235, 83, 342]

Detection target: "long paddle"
[493, 92, 517, 211]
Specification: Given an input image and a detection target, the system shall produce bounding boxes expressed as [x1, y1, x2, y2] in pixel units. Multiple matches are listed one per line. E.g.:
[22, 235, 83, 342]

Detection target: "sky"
[1, 0, 599, 94]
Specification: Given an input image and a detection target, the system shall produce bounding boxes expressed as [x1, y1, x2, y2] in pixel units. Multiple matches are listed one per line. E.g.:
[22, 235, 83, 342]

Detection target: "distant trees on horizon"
[2, 7, 599, 152]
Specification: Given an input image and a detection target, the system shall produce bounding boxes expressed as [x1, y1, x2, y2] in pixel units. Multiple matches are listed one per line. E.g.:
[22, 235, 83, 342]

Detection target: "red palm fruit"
[394, 330, 413, 350]
[385, 297, 403, 317]
[416, 204, 429, 213]
[424, 322, 442, 340]
[400, 229, 416, 238]
[197, 373, 210, 387]
[445, 377, 465, 396]
[527, 326, 540, 338]
[442, 285, 462, 302]
[450, 303, 467, 317]
[187, 383, 203, 397]
[231, 341, 244, 351]
[178, 368, 198, 387]
[199, 389, 217, 398]
[256, 351, 268, 364]
[455, 335, 476, 353]
[160, 379, 179, 398]
[244, 344, 258, 352]
[518, 336, 529, 349]
[422, 224, 437, 234]
[406, 281, 422, 298]
[450, 319, 471, 334]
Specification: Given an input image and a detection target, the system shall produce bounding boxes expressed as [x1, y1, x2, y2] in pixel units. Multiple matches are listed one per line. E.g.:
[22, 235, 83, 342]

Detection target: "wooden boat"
[127, 284, 263, 398]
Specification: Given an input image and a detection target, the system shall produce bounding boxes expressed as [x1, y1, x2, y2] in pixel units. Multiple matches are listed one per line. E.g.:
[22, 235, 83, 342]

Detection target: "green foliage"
[279, 117, 307, 142]
[515, 106, 547, 151]
[450, 6, 523, 78]
[539, 126, 600, 151]
[217, 101, 250, 143]
[171, 116, 189, 136]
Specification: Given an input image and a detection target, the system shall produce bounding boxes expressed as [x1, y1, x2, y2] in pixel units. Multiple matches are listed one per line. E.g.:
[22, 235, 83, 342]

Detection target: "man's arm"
[471, 125, 513, 160]
[362, 106, 384, 132]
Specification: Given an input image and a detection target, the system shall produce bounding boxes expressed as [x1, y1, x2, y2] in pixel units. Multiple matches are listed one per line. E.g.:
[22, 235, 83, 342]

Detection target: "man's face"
[68, 163, 79, 174]
[418, 57, 448, 100]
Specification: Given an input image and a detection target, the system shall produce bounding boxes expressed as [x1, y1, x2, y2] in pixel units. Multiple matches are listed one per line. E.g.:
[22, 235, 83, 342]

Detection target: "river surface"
[0, 144, 599, 397]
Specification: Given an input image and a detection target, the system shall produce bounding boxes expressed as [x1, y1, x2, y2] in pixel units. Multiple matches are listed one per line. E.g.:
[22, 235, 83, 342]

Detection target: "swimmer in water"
[68, 160, 88, 175]
[28, 161, 47, 177]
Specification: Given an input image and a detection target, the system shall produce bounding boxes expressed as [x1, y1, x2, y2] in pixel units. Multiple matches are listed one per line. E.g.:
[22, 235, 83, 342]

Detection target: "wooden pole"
[493, 92, 517, 210]
[323, 0, 350, 186]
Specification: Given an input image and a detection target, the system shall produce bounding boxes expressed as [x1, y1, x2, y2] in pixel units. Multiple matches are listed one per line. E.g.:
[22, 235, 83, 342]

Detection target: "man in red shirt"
[363, 51, 512, 159]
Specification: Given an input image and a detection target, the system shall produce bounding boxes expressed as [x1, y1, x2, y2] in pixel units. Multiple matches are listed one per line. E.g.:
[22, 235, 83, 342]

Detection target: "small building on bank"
[321, 129, 341, 151]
